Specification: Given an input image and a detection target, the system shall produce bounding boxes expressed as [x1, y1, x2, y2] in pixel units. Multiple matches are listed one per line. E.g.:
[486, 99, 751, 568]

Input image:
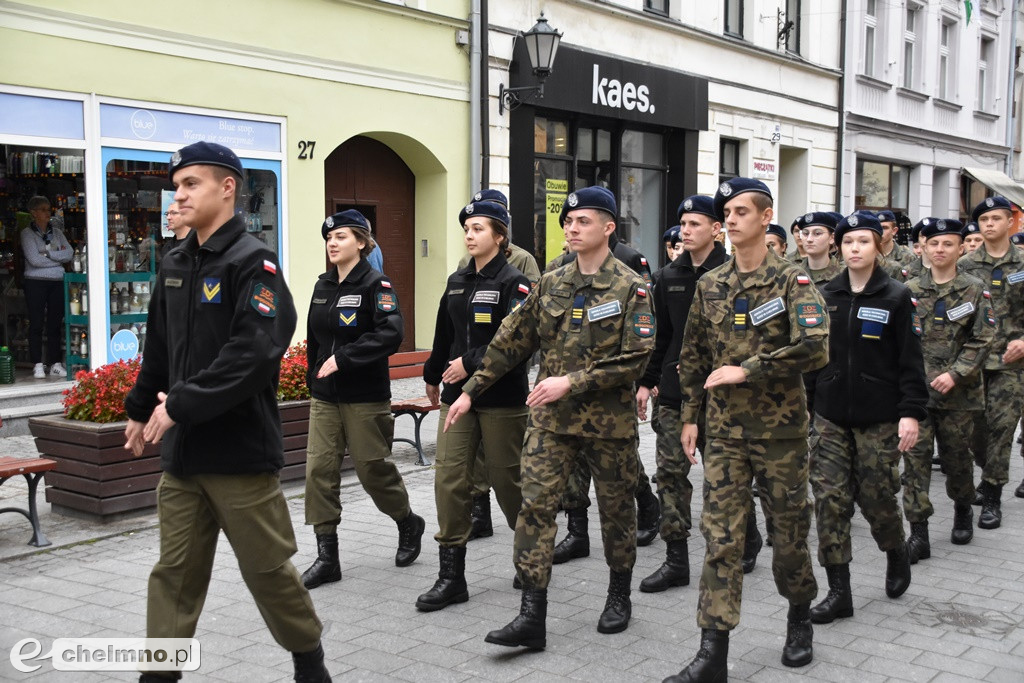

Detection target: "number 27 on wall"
[298, 141, 316, 159]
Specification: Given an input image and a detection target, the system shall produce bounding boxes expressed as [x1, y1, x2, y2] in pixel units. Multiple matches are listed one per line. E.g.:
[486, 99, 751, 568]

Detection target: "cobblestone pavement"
[1, 376, 1023, 681]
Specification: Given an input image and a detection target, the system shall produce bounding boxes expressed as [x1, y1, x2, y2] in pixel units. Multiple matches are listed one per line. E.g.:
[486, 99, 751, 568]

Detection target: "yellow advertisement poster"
[545, 178, 568, 265]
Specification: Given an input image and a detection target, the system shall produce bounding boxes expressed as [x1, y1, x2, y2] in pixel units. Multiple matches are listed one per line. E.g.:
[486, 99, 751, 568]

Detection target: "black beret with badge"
[559, 186, 617, 226]
[919, 217, 964, 241]
[961, 221, 980, 237]
[677, 194, 717, 222]
[1011, 232, 1024, 246]
[834, 210, 883, 243]
[168, 141, 243, 181]
[797, 211, 839, 232]
[875, 209, 897, 224]
[712, 178, 772, 221]
[971, 195, 1014, 223]
[472, 188, 508, 208]
[459, 200, 510, 229]
[322, 209, 372, 240]
[767, 224, 788, 244]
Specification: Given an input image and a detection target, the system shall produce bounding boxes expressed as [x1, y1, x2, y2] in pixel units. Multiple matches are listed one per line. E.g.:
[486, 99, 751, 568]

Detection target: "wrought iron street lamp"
[498, 14, 563, 114]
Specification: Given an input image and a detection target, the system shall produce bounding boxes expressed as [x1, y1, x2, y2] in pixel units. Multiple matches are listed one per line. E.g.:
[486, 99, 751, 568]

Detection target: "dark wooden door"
[324, 136, 415, 351]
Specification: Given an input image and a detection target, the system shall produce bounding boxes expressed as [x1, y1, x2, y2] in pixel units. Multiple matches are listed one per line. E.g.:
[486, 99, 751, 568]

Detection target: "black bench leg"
[24, 472, 51, 547]
[412, 412, 431, 467]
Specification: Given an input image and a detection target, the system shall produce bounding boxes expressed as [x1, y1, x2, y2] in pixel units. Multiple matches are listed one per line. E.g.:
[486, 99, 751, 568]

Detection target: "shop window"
[960, 175, 989, 223]
[0, 144, 87, 368]
[725, 0, 744, 38]
[534, 116, 569, 155]
[621, 130, 666, 264]
[719, 138, 741, 184]
[533, 116, 573, 267]
[855, 159, 910, 212]
[576, 126, 613, 189]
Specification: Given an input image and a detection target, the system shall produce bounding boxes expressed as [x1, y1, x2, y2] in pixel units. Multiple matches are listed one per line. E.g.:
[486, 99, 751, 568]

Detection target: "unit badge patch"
[633, 313, 655, 337]
[250, 282, 277, 317]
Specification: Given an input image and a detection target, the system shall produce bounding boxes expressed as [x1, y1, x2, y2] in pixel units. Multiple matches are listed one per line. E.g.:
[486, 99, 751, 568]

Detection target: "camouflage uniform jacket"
[801, 256, 843, 290]
[906, 269, 995, 410]
[882, 257, 911, 283]
[462, 250, 655, 440]
[886, 242, 916, 266]
[679, 248, 829, 440]
[958, 243, 1024, 371]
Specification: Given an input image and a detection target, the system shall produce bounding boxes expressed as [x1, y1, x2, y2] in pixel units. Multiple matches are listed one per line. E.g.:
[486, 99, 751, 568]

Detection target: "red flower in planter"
[278, 341, 310, 402]
[61, 358, 142, 423]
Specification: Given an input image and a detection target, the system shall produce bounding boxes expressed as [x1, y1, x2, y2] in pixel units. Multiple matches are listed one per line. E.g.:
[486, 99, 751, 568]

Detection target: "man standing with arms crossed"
[125, 142, 330, 683]
[446, 186, 654, 648]
[665, 178, 828, 682]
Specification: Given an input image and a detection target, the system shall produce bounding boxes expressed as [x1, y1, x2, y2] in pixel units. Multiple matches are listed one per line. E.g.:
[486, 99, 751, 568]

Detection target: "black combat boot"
[810, 563, 853, 623]
[468, 494, 493, 541]
[292, 642, 332, 683]
[597, 570, 632, 633]
[553, 508, 589, 564]
[395, 511, 425, 567]
[906, 521, 930, 564]
[663, 628, 729, 683]
[979, 484, 1003, 529]
[640, 538, 690, 593]
[781, 602, 813, 667]
[636, 485, 661, 547]
[484, 588, 547, 649]
[885, 546, 911, 598]
[1015, 478, 1024, 499]
[416, 545, 469, 611]
[742, 513, 763, 574]
[951, 501, 974, 545]
[301, 533, 341, 589]
[973, 480, 989, 506]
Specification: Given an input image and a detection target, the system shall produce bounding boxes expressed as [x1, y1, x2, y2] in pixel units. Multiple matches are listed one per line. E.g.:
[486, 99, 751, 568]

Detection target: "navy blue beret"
[919, 217, 964, 241]
[713, 178, 772, 221]
[322, 209, 372, 240]
[560, 186, 617, 225]
[667, 227, 682, 246]
[168, 141, 243, 181]
[767, 224, 788, 244]
[876, 210, 897, 224]
[962, 221, 980, 237]
[972, 195, 1014, 223]
[1011, 232, 1024, 246]
[471, 188, 508, 208]
[834, 210, 883, 243]
[459, 201, 510, 229]
[796, 211, 839, 232]
[677, 195, 717, 222]
[662, 225, 679, 241]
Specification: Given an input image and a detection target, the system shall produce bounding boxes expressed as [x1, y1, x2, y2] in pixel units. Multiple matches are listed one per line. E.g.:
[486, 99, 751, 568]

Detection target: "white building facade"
[482, 0, 842, 268]
[842, 0, 1017, 227]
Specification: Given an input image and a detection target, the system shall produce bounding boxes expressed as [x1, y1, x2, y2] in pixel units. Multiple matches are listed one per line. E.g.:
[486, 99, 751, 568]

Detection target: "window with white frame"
[938, 17, 958, 101]
[903, 4, 920, 89]
[863, 0, 878, 77]
[725, 0, 743, 38]
[785, 0, 802, 54]
[978, 35, 994, 111]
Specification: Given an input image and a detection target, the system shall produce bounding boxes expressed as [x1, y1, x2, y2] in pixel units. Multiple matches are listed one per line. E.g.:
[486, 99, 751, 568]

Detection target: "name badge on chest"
[1007, 271, 1024, 285]
[946, 301, 975, 321]
[749, 297, 785, 326]
[587, 300, 622, 322]
[337, 295, 362, 308]
[857, 307, 890, 324]
[472, 290, 500, 305]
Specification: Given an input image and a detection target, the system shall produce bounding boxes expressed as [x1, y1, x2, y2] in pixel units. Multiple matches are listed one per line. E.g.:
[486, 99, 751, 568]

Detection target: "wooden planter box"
[29, 400, 318, 520]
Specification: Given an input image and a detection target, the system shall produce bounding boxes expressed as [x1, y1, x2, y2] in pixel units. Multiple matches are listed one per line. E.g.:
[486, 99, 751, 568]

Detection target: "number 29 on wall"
[297, 140, 316, 159]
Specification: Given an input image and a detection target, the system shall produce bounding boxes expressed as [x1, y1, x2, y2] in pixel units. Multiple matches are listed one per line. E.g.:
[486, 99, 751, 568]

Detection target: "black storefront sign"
[510, 43, 708, 130]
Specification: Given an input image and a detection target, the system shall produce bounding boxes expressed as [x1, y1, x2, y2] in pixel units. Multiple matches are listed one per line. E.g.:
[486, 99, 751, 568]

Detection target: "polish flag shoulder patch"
[636, 286, 647, 298]
[983, 290, 992, 299]
[380, 280, 392, 289]
[517, 283, 530, 295]
[263, 259, 277, 274]
[640, 257, 649, 266]
[796, 275, 811, 285]
[910, 297, 918, 307]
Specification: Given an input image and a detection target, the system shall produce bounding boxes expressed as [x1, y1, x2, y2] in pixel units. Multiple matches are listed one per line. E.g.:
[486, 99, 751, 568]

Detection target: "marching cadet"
[452, 189, 540, 542]
[796, 212, 841, 288]
[663, 225, 681, 263]
[878, 209, 916, 265]
[806, 211, 928, 626]
[902, 217, 994, 561]
[904, 220, 930, 280]
[301, 210, 425, 590]
[416, 200, 531, 611]
[446, 186, 655, 648]
[963, 222, 984, 254]
[637, 195, 729, 594]
[667, 178, 827, 681]
[765, 223, 788, 258]
[124, 142, 330, 681]
[790, 218, 808, 261]
[959, 196, 1024, 527]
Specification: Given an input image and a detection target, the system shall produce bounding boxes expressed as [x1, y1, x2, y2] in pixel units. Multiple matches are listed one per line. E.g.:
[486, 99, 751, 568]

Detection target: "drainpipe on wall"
[480, 0, 490, 189]
[1006, 3, 1018, 177]
[470, 0, 481, 193]
[835, 0, 848, 211]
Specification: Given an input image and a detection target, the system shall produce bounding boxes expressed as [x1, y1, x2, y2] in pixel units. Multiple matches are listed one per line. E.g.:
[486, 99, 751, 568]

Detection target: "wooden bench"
[388, 350, 431, 380]
[391, 397, 438, 467]
[0, 456, 57, 547]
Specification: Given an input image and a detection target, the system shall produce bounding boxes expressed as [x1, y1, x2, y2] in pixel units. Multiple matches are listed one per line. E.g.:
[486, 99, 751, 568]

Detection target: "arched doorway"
[324, 136, 416, 352]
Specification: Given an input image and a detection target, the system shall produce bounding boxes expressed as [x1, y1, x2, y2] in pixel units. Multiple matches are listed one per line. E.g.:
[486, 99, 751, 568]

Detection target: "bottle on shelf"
[81, 244, 87, 273]
[80, 332, 88, 359]
[81, 286, 89, 314]
[69, 287, 81, 316]
[118, 287, 130, 315]
[109, 283, 118, 313]
[72, 248, 83, 272]
[0, 346, 13, 384]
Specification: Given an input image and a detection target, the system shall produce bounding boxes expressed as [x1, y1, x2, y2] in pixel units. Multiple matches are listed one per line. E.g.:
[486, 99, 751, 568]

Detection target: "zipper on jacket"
[846, 293, 857, 425]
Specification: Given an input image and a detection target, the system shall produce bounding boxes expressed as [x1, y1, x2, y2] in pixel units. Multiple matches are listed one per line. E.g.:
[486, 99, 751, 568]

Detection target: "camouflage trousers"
[515, 428, 637, 589]
[972, 368, 1024, 487]
[560, 439, 650, 511]
[902, 409, 978, 523]
[697, 437, 817, 631]
[653, 404, 693, 541]
[811, 416, 905, 566]
[433, 404, 526, 546]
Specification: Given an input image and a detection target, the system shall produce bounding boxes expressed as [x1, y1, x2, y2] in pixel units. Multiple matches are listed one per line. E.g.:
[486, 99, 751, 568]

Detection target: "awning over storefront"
[962, 167, 1024, 209]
